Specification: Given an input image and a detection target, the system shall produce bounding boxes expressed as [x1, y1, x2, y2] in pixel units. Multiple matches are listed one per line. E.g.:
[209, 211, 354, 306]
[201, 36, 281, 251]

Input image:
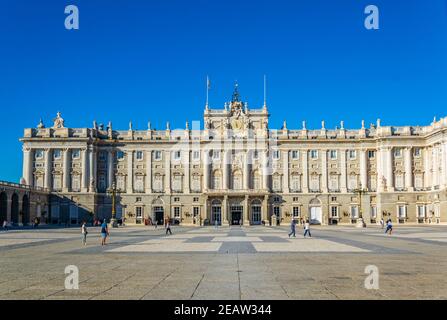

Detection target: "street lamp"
[107, 182, 121, 228]
[353, 183, 368, 228]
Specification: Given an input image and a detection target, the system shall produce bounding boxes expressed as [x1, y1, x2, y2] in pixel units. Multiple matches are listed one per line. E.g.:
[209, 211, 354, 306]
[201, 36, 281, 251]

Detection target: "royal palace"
[12, 85, 447, 227]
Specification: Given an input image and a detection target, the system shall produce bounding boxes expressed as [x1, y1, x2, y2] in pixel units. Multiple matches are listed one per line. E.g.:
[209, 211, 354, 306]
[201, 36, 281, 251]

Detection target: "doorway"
[153, 206, 164, 225]
[231, 205, 243, 225]
[310, 207, 322, 225]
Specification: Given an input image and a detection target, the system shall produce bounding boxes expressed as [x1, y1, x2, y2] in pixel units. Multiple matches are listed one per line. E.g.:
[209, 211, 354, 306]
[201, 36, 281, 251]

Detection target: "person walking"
[165, 219, 172, 235]
[380, 218, 384, 229]
[385, 219, 393, 235]
[288, 219, 296, 238]
[100, 219, 109, 246]
[303, 220, 312, 238]
[81, 221, 88, 246]
[2, 220, 8, 231]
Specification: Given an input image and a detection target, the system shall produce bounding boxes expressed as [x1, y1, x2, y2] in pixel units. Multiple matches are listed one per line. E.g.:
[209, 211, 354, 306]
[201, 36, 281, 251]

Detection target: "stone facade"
[20, 87, 447, 226]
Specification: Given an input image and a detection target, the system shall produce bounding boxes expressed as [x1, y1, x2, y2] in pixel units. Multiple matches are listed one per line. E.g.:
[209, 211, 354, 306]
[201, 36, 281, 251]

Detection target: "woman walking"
[303, 220, 312, 238]
[81, 221, 88, 246]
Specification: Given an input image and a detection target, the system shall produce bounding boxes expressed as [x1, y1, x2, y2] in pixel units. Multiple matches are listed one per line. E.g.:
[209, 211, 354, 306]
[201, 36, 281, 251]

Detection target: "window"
[35, 150, 44, 160]
[173, 151, 181, 160]
[98, 175, 106, 192]
[331, 206, 338, 217]
[349, 150, 356, 159]
[293, 207, 300, 218]
[290, 174, 301, 192]
[172, 174, 183, 192]
[348, 174, 358, 190]
[116, 151, 125, 161]
[193, 197, 199, 202]
[272, 175, 282, 192]
[329, 174, 339, 191]
[53, 175, 62, 191]
[370, 206, 377, 218]
[368, 150, 376, 159]
[398, 205, 406, 218]
[193, 207, 200, 217]
[53, 149, 62, 160]
[273, 196, 281, 203]
[232, 172, 242, 190]
[154, 151, 162, 161]
[174, 197, 180, 202]
[136, 197, 142, 202]
[72, 149, 81, 159]
[117, 175, 126, 191]
[394, 148, 402, 158]
[273, 206, 281, 217]
[212, 175, 221, 190]
[134, 175, 144, 193]
[71, 175, 81, 192]
[310, 150, 318, 159]
[192, 151, 200, 160]
[136, 151, 144, 161]
[99, 152, 107, 161]
[414, 148, 421, 157]
[414, 174, 423, 190]
[293, 197, 299, 202]
[350, 206, 359, 218]
[417, 205, 425, 218]
[212, 150, 220, 160]
[395, 174, 404, 190]
[173, 207, 181, 219]
[329, 150, 337, 160]
[272, 150, 280, 160]
[331, 196, 337, 202]
[153, 174, 163, 192]
[191, 175, 201, 192]
[136, 207, 143, 219]
[253, 150, 259, 160]
[291, 150, 299, 160]
[310, 175, 320, 192]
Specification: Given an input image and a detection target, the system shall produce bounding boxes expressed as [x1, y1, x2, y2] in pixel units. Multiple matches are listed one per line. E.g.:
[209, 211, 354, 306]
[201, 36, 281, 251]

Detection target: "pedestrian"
[380, 218, 384, 229]
[81, 221, 88, 246]
[215, 219, 218, 229]
[2, 220, 8, 231]
[100, 219, 109, 246]
[288, 219, 296, 238]
[303, 220, 312, 238]
[165, 219, 172, 235]
[385, 219, 393, 235]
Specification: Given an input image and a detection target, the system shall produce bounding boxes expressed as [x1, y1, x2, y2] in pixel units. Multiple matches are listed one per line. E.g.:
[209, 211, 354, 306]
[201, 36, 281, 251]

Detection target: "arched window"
[232, 170, 242, 190]
[290, 173, 301, 192]
[134, 175, 144, 193]
[212, 170, 222, 190]
[252, 170, 261, 190]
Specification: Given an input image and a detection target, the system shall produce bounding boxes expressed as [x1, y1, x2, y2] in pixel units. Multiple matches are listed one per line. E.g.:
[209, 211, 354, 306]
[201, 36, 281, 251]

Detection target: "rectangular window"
[368, 150, 376, 159]
[394, 148, 402, 158]
[212, 150, 220, 160]
[72, 149, 81, 159]
[331, 206, 338, 217]
[417, 205, 425, 218]
[349, 150, 356, 160]
[370, 206, 377, 218]
[273, 150, 280, 160]
[329, 150, 337, 160]
[174, 207, 181, 218]
[173, 151, 181, 160]
[116, 151, 125, 161]
[291, 150, 299, 160]
[136, 151, 144, 160]
[192, 151, 200, 160]
[193, 207, 200, 217]
[414, 148, 421, 157]
[310, 150, 318, 159]
[35, 150, 44, 160]
[398, 205, 406, 218]
[273, 206, 281, 217]
[253, 150, 259, 160]
[53, 149, 62, 160]
[292, 207, 300, 218]
[154, 151, 162, 161]
[350, 206, 358, 218]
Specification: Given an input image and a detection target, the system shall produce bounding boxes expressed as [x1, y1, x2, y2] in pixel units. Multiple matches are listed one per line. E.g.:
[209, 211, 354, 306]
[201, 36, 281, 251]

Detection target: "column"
[165, 151, 171, 193]
[81, 149, 89, 192]
[321, 149, 328, 193]
[243, 151, 250, 190]
[127, 151, 134, 194]
[22, 148, 33, 186]
[262, 195, 268, 223]
[282, 150, 289, 193]
[63, 149, 71, 192]
[243, 195, 249, 226]
[145, 150, 152, 193]
[89, 147, 97, 193]
[340, 149, 347, 193]
[433, 145, 439, 187]
[360, 149, 367, 189]
[386, 147, 394, 191]
[184, 150, 190, 194]
[107, 150, 114, 188]
[223, 150, 229, 190]
[203, 150, 209, 191]
[443, 142, 447, 188]
[423, 147, 431, 189]
[302, 150, 309, 193]
[223, 195, 228, 224]
[44, 149, 52, 190]
[404, 147, 413, 191]
[262, 150, 269, 190]
[376, 148, 384, 192]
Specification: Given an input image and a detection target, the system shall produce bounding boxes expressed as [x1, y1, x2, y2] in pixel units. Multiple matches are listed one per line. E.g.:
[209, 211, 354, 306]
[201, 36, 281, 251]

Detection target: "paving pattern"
[1, 224, 447, 300]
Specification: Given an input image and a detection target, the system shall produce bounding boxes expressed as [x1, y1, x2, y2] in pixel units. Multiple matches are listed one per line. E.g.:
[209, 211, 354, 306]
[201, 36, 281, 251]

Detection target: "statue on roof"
[53, 112, 65, 129]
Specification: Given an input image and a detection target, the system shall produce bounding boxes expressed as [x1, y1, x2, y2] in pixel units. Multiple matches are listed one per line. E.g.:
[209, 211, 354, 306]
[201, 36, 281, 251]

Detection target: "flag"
[207, 76, 211, 89]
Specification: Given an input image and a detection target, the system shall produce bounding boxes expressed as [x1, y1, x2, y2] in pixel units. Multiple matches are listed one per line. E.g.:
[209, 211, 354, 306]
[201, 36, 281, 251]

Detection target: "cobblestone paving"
[0, 225, 446, 300]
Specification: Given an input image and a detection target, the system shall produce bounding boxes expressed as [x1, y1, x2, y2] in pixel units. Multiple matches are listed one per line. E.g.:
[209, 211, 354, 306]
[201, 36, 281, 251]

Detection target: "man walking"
[100, 219, 109, 246]
[288, 219, 296, 238]
[2, 220, 8, 231]
[81, 221, 88, 246]
[380, 218, 384, 229]
[165, 219, 172, 235]
[303, 220, 312, 238]
[385, 219, 393, 235]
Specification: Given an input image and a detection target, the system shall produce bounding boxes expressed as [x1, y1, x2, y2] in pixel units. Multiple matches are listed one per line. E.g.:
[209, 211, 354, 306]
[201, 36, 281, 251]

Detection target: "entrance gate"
[231, 205, 243, 225]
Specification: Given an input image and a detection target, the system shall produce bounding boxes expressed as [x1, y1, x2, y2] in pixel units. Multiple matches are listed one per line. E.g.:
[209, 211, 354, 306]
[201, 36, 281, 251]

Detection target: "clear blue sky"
[0, 0, 446, 182]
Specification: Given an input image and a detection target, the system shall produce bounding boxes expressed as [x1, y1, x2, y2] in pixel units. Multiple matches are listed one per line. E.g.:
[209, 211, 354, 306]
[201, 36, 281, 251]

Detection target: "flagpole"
[263, 74, 267, 108]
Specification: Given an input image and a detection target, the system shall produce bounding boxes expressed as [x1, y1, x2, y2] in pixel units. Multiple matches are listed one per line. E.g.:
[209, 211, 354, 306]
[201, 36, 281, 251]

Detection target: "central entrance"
[231, 205, 243, 225]
[153, 206, 164, 225]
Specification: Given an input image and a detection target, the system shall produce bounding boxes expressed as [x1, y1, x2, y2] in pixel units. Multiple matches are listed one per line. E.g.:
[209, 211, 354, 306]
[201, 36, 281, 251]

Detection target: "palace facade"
[20, 86, 447, 226]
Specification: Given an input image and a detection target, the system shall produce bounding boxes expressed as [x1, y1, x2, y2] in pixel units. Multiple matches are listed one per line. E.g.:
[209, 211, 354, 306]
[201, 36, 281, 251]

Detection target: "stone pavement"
[0, 224, 446, 300]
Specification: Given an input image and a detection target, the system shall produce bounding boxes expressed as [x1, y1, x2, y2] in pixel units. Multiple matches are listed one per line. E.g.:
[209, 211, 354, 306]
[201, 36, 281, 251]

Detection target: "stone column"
[386, 147, 394, 191]
[63, 149, 71, 192]
[376, 147, 384, 192]
[165, 151, 171, 193]
[262, 150, 269, 190]
[81, 149, 89, 192]
[203, 150, 209, 191]
[88, 147, 96, 192]
[223, 150, 229, 190]
[145, 150, 152, 193]
[127, 151, 134, 194]
[433, 145, 439, 187]
[262, 195, 268, 223]
[243, 195, 250, 226]
[243, 152, 250, 190]
[302, 150, 309, 193]
[223, 195, 228, 224]
[424, 147, 431, 189]
[359, 149, 367, 189]
[404, 147, 413, 191]
[107, 150, 114, 188]
[321, 149, 328, 193]
[184, 150, 190, 194]
[340, 149, 347, 193]
[22, 148, 33, 186]
[44, 149, 52, 190]
[283, 150, 289, 193]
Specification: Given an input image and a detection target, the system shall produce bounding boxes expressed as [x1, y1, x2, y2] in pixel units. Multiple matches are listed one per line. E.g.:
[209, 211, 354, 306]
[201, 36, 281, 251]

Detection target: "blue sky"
[0, 0, 446, 182]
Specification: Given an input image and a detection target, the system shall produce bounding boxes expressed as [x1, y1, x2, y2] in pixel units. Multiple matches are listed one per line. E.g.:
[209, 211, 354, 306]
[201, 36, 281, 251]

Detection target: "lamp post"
[353, 183, 368, 228]
[107, 182, 120, 228]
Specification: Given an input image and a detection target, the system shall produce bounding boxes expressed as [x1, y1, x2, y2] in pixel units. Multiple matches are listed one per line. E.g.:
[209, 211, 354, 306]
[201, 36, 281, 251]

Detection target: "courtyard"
[0, 224, 446, 300]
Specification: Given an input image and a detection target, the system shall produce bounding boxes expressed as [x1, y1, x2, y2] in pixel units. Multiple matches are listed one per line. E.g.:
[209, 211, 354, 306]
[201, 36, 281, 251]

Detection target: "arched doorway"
[251, 199, 262, 225]
[22, 195, 30, 226]
[0, 192, 7, 224]
[309, 198, 322, 225]
[211, 199, 222, 225]
[152, 198, 164, 225]
[11, 193, 19, 225]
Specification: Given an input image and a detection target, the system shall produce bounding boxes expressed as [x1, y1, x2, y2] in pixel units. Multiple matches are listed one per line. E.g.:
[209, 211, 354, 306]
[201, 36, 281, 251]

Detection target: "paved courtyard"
[1, 224, 447, 300]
